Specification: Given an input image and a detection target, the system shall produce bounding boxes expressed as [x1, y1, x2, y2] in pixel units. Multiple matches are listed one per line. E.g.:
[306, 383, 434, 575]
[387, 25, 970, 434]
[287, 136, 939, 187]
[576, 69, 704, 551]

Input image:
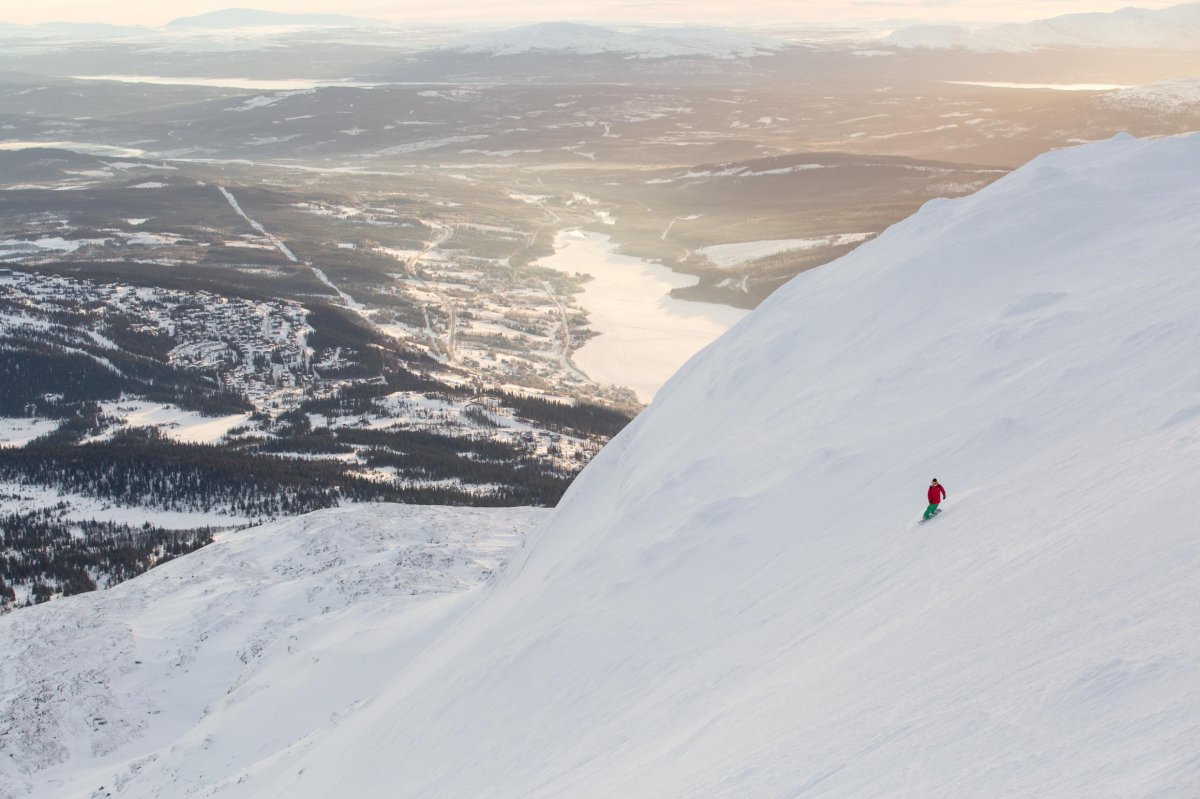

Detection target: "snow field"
[0, 417, 60, 448]
[94, 400, 250, 444]
[1101, 79, 1200, 114]
[0, 505, 546, 798]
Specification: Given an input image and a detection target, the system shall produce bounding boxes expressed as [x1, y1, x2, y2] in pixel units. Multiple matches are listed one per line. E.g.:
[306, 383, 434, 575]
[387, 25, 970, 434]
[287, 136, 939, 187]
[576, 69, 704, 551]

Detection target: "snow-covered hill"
[0, 505, 545, 799]
[888, 2, 1200, 51]
[6, 132, 1200, 797]
[451, 22, 783, 59]
[1100, 78, 1200, 113]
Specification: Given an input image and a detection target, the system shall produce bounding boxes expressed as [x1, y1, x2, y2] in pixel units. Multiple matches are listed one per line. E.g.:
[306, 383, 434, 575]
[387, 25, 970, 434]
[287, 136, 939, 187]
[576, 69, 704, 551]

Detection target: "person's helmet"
[931, 478, 938, 483]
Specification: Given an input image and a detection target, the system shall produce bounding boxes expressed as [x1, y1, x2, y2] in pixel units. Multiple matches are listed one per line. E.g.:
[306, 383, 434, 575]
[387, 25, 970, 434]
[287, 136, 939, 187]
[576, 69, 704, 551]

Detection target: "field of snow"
[537, 230, 747, 402]
[0, 505, 545, 798]
[0, 481, 252, 528]
[96, 400, 250, 444]
[1101, 79, 1200, 114]
[0, 417, 59, 448]
[5, 133, 1200, 797]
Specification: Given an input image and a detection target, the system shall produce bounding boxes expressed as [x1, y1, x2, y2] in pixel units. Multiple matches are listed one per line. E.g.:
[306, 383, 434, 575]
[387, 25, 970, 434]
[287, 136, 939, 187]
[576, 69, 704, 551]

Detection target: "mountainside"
[5, 132, 1200, 796]
[1101, 78, 1200, 114]
[0, 504, 546, 798]
[888, 2, 1200, 51]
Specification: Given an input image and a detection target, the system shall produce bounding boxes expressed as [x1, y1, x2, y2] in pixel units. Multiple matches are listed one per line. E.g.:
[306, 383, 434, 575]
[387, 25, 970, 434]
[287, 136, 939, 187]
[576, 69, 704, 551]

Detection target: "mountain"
[888, 2, 1200, 51]
[451, 22, 784, 59]
[5, 132, 1200, 796]
[1100, 78, 1200, 113]
[0, 504, 547, 797]
[165, 8, 387, 29]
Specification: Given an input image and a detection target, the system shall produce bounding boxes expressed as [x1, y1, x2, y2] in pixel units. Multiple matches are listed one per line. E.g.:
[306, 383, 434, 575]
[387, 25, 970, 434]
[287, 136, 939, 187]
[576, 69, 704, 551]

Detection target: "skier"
[924, 478, 947, 520]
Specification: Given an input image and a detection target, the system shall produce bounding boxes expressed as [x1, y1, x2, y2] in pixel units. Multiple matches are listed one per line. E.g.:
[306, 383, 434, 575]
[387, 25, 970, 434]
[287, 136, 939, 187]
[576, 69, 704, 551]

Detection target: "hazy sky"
[0, 0, 1186, 27]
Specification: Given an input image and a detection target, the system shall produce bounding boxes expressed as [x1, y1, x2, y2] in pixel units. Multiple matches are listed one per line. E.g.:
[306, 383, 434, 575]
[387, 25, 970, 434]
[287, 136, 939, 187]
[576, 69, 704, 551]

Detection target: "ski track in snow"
[218, 186, 363, 311]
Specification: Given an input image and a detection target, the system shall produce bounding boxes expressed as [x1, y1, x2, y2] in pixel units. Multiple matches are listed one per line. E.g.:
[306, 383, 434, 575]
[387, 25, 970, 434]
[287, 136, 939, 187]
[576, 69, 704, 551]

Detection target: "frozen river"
[538, 230, 747, 403]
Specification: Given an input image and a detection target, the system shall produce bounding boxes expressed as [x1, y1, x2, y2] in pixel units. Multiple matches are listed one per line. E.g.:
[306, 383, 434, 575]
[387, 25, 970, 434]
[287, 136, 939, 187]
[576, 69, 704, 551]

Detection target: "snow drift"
[6, 132, 1200, 797]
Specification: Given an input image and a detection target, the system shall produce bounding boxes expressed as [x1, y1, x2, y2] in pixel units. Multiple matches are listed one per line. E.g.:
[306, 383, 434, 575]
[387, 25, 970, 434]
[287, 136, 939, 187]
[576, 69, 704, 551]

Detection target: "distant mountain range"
[449, 22, 784, 59]
[887, 2, 1200, 51]
[3, 2, 1200, 54]
[165, 8, 387, 29]
[0, 7, 387, 35]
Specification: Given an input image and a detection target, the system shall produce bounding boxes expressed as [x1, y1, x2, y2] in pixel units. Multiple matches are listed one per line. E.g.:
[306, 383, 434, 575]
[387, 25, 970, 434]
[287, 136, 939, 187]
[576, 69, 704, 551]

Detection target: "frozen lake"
[69, 75, 378, 90]
[944, 81, 1130, 91]
[538, 230, 747, 403]
[0, 140, 145, 157]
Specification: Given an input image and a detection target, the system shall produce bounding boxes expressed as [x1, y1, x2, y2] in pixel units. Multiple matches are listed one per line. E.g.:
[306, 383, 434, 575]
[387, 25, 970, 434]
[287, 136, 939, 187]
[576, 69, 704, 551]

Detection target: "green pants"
[923, 503, 941, 520]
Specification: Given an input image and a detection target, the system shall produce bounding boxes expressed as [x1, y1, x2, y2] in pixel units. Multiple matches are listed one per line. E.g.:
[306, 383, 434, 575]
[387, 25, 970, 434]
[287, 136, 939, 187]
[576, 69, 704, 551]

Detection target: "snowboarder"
[924, 478, 947, 520]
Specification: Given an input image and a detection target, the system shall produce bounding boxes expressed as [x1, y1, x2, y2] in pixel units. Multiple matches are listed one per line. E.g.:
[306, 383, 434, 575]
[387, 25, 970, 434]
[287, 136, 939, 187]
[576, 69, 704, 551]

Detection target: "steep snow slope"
[7, 133, 1200, 798]
[228, 133, 1197, 798]
[0, 505, 545, 799]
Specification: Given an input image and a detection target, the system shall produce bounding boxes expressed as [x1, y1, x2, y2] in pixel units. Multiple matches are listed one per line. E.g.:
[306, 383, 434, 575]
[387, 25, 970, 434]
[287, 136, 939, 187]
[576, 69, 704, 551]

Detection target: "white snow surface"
[888, 2, 1200, 51]
[0, 505, 544, 799]
[0, 417, 60, 447]
[6, 132, 1200, 797]
[95, 400, 250, 444]
[1101, 78, 1200, 113]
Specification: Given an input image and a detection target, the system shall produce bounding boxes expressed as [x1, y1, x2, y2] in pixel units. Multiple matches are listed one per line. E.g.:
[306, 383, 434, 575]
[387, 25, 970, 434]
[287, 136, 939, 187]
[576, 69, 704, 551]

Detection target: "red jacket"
[928, 484, 947, 504]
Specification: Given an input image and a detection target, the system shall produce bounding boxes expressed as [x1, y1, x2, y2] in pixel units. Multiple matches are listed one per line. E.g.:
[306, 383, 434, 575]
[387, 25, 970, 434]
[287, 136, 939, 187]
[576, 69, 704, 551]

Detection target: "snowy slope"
[1101, 78, 1200, 113]
[452, 22, 783, 59]
[0, 505, 545, 799]
[237, 133, 1199, 797]
[889, 2, 1200, 51]
[8, 132, 1200, 797]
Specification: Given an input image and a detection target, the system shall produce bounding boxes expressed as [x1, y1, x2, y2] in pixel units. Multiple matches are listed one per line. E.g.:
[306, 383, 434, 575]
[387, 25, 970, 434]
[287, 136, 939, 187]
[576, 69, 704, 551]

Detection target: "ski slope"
[0, 505, 545, 799]
[5, 133, 1200, 797]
